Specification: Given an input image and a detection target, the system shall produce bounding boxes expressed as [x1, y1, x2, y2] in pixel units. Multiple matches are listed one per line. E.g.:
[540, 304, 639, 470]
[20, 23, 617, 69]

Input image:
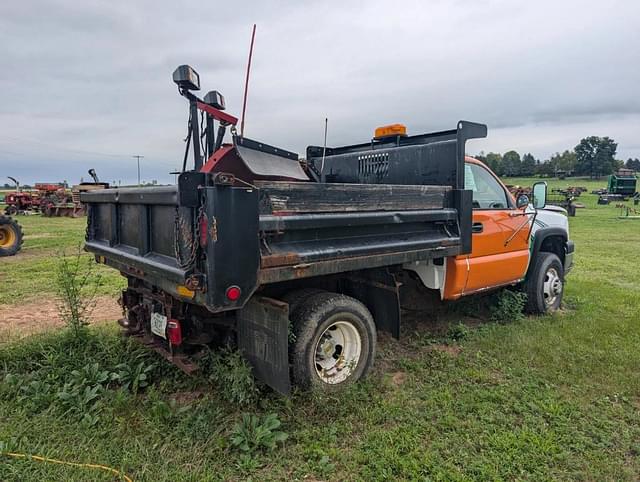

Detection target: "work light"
[204, 90, 226, 110]
[172, 65, 200, 91]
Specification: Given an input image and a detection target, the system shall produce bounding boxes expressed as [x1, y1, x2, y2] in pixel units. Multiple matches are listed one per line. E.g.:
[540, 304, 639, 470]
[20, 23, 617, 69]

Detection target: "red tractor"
[3, 177, 39, 215]
[40, 170, 108, 217]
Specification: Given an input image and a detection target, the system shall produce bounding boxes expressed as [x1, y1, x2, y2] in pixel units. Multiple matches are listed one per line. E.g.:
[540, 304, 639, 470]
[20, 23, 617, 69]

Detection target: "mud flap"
[342, 269, 402, 339]
[237, 296, 291, 395]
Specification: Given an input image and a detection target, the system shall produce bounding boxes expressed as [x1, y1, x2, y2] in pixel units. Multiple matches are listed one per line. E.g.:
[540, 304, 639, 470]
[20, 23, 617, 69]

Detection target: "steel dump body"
[82, 121, 486, 314]
[83, 180, 461, 312]
[81, 119, 486, 394]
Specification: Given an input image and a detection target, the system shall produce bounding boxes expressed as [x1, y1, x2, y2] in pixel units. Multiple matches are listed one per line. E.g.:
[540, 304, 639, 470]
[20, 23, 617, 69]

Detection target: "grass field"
[1, 177, 639, 481]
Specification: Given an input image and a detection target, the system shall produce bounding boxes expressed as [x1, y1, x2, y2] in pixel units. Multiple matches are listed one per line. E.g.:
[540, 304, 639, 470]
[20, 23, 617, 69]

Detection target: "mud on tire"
[290, 292, 376, 390]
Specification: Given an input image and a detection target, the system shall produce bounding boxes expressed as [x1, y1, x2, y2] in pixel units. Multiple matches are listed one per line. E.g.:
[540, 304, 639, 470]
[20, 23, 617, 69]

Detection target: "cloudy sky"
[1, 0, 638, 185]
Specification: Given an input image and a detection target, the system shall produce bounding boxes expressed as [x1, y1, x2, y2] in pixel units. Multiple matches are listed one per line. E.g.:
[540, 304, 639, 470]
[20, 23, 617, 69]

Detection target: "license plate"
[150, 312, 167, 339]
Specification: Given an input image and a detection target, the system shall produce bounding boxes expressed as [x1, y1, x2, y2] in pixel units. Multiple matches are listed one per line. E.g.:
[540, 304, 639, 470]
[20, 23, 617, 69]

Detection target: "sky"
[1, 0, 639, 185]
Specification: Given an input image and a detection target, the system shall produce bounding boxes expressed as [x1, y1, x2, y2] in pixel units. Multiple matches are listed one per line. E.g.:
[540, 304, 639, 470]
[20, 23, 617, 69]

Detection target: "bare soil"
[431, 344, 463, 356]
[390, 371, 408, 386]
[0, 296, 121, 336]
[0, 248, 56, 263]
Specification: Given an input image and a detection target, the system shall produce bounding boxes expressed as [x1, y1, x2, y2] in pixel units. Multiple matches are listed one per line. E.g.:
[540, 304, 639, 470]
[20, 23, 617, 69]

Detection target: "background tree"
[474, 151, 487, 163]
[624, 158, 640, 171]
[548, 150, 577, 174]
[502, 150, 521, 177]
[520, 153, 537, 176]
[536, 159, 555, 177]
[484, 152, 503, 176]
[574, 136, 617, 178]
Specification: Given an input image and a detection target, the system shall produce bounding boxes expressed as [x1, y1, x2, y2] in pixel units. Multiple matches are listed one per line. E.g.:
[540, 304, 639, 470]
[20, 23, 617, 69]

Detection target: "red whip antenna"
[240, 24, 257, 137]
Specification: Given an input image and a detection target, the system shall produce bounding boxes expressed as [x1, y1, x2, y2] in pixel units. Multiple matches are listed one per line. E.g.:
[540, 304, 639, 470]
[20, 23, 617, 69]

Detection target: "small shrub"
[55, 362, 115, 424]
[207, 349, 258, 406]
[230, 413, 288, 453]
[489, 290, 527, 323]
[315, 455, 336, 477]
[235, 453, 262, 473]
[69, 362, 111, 388]
[57, 383, 102, 426]
[145, 393, 192, 426]
[111, 360, 155, 394]
[446, 322, 470, 341]
[55, 245, 102, 337]
[174, 401, 225, 440]
[1, 373, 23, 400]
[16, 378, 56, 413]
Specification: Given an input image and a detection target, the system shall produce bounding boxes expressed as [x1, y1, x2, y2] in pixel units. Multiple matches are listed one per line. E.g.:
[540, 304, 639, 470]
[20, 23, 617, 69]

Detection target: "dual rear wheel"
[286, 291, 376, 390]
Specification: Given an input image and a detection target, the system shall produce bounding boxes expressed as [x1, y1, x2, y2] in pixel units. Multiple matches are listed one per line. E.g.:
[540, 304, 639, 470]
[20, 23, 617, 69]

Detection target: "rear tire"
[282, 288, 326, 319]
[0, 216, 23, 257]
[290, 292, 376, 390]
[524, 252, 564, 314]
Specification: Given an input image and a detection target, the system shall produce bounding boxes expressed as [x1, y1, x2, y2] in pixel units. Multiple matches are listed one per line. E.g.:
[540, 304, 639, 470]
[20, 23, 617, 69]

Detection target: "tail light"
[225, 285, 241, 301]
[167, 319, 183, 346]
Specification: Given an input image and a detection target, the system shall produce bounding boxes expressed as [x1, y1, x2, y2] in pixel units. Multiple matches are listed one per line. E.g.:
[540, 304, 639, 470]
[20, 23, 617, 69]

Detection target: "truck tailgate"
[83, 186, 188, 284]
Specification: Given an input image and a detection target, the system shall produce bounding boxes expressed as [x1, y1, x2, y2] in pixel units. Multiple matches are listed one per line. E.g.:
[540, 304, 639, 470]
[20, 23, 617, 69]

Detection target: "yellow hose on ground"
[1, 452, 133, 481]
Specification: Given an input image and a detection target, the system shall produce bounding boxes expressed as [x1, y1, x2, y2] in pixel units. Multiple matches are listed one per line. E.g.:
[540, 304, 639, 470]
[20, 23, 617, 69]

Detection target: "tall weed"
[55, 245, 101, 337]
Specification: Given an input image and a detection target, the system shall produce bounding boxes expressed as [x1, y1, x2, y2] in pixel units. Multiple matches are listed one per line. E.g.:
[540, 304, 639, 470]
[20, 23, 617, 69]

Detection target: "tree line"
[475, 136, 639, 178]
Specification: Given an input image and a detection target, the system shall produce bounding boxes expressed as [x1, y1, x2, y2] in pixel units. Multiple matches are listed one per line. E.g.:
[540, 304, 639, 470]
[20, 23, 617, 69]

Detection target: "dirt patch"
[431, 344, 462, 356]
[0, 248, 56, 263]
[390, 371, 407, 386]
[169, 391, 206, 406]
[0, 296, 121, 337]
[22, 233, 55, 239]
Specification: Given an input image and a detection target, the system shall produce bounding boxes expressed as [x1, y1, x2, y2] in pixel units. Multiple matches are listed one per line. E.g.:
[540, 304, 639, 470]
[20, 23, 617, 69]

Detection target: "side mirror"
[516, 194, 530, 209]
[532, 182, 547, 209]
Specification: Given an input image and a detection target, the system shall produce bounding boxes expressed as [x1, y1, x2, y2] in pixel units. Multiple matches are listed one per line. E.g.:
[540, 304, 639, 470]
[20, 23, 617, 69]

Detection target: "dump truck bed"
[83, 179, 463, 312]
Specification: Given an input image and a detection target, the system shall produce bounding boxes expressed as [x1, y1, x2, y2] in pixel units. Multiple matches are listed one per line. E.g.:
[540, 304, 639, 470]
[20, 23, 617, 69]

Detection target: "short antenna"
[240, 24, 257, 138]
[320, 117, 328, 178]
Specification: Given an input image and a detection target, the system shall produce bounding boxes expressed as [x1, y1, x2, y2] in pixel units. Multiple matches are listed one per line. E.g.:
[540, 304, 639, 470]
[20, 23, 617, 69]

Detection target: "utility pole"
[132, 155, 144, 185]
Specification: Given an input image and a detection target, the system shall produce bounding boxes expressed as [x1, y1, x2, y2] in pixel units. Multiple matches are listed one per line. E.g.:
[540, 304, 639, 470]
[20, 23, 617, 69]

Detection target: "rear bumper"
[564, 240, 575, 275]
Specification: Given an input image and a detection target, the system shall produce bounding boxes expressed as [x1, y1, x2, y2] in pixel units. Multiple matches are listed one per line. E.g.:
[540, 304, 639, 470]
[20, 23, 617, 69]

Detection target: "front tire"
[290, 292, 376, 390]
[0, 216, 23, 257]
[524, 252, 564, 314]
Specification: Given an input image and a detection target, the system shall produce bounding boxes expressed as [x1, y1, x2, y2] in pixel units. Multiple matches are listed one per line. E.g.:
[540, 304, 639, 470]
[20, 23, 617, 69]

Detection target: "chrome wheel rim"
[543, 267, 562, 307]
[314, 320, 362, 384]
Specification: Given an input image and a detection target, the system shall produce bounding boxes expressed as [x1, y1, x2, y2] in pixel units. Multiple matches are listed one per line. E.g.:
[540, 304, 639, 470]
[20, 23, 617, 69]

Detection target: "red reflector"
[226, 285, 241, 301]
[199, 216, 208, 247]
[167, 319, 183, 346]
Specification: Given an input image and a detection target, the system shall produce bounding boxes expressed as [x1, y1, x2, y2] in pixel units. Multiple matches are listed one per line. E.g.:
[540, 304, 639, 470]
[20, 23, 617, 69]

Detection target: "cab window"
[465, 163, 509, 209]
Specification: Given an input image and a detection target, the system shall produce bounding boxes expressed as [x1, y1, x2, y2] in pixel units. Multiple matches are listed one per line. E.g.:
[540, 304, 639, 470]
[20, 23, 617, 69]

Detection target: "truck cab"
[440, 157, 573, 312]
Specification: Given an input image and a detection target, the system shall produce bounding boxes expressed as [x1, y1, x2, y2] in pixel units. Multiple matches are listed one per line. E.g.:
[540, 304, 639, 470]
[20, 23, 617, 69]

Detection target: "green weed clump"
[230, 413, 288, 453]
[446, 322, 471, 341]
[205, 348, 259, 406]
[489, 290, 527, 323]
[0, 331, 157, 426]
[54, 244, 102, 337]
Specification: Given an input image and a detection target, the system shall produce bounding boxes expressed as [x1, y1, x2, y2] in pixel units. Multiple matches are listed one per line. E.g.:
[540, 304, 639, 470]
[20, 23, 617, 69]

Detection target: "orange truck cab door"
[444, 160, 531, 298]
